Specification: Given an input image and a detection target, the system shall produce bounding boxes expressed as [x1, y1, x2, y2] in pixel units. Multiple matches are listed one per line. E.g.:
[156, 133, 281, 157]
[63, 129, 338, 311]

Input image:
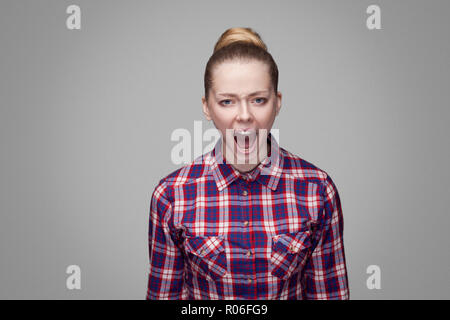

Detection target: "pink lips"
[235, 128, 255, 132]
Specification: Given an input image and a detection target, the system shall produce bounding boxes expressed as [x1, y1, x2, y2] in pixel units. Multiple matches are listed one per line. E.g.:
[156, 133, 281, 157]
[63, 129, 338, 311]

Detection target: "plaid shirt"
[147, 132, 349, 300]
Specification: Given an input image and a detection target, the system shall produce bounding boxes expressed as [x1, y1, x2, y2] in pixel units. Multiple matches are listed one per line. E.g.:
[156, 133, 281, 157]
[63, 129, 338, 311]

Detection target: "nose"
[237, 101, 252, 122]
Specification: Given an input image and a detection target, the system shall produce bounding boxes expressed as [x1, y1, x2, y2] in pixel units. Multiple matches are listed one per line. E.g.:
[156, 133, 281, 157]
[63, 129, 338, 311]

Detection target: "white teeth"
[234, 130, 256, 137]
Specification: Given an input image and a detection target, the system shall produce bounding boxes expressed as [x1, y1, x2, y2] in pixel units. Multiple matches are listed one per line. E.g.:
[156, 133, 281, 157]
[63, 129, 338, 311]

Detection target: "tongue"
[235, 136, 251, 148]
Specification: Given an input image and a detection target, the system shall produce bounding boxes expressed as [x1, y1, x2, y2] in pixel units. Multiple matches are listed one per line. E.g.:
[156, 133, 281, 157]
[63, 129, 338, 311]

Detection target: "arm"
[146, 181, 185, 300]
[303, 174, 350, 299]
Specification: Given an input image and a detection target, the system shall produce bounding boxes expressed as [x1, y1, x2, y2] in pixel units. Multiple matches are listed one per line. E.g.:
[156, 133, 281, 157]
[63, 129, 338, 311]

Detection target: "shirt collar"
[207, 132, 284, 192]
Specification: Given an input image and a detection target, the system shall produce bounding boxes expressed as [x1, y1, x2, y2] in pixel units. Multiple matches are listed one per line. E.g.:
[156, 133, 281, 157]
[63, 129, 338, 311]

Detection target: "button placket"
[237, 179, 255, 286]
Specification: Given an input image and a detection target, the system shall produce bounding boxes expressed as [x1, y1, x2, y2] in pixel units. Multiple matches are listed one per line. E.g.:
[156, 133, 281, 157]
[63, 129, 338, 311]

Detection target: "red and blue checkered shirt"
[147, 133, 349, 299]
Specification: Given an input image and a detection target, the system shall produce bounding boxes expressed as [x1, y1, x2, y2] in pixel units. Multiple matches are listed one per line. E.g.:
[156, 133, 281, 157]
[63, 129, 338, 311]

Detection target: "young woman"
[147, 27, 349, 300]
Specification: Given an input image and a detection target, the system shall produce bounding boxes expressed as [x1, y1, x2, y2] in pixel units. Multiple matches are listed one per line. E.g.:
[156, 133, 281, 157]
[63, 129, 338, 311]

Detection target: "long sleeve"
[146, 181, 185, 300]
[303, 174, 349, 299]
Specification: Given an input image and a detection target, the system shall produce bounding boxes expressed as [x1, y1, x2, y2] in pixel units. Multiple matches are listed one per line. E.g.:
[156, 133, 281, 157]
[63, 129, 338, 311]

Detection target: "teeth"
[234, 130, 256, 137]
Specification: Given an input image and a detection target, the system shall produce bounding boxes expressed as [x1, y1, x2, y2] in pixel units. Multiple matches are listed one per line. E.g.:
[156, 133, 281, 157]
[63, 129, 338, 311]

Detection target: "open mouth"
[233, 130, 258, 153]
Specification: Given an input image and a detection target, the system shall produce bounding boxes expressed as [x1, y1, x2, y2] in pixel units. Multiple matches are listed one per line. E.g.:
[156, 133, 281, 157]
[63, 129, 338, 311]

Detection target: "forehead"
[211, 60, 271, 95]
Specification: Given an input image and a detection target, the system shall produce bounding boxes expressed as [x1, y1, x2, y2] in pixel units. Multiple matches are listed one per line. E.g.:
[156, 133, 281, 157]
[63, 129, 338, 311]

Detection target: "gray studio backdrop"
[1, 0, 449, 299]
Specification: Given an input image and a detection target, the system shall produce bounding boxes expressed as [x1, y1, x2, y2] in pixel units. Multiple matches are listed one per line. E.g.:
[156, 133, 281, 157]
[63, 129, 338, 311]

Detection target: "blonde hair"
[213, 27, 268, 53]
[204, 27, 278, 101]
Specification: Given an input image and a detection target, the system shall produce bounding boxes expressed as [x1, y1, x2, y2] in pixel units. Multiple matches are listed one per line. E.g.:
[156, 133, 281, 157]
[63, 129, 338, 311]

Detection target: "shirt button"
[246, 251, 252, 257]
[242, 190, 248, 196]
[247, 278, 253, 284]
[243, 221, 249, 227]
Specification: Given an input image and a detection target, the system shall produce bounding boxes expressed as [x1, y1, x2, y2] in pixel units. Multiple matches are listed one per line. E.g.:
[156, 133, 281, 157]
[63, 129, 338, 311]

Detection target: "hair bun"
[213, 27, 267, 53]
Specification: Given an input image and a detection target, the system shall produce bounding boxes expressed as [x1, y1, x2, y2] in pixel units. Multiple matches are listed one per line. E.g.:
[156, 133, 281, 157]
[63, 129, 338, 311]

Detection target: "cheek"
[257, 108, 276, 123]
[213, 110, 234, 125]
[210, 115, 232, 134]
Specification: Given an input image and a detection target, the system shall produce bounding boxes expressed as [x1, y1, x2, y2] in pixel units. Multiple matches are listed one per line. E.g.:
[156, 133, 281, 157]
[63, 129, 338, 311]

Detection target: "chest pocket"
[270, 230, 312, 280]
[184, 236, 227, 281]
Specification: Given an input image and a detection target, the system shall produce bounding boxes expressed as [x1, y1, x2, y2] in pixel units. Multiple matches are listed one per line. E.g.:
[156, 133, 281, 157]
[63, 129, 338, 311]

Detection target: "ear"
[275, 91, 282, 116]
[202, 96, 212, 121]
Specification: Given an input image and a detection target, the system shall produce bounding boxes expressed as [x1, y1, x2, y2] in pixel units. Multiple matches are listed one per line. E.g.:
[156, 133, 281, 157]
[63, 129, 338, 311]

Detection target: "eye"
[254, 97, 267, 105]
[219, 99, 233, 106]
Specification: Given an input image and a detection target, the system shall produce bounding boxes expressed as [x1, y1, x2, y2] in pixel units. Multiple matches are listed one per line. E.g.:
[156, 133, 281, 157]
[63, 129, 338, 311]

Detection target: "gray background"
[1, 0, 449, 299]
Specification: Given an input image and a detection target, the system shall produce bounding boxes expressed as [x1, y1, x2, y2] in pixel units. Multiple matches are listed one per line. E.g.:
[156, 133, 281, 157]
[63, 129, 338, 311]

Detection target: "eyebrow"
[216, 90, 270, 98]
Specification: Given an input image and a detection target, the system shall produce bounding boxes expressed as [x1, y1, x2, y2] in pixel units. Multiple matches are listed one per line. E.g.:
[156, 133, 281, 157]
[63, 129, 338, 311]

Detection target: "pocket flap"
[272, 231, 311, 254]
[185, 236, 225, 257]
